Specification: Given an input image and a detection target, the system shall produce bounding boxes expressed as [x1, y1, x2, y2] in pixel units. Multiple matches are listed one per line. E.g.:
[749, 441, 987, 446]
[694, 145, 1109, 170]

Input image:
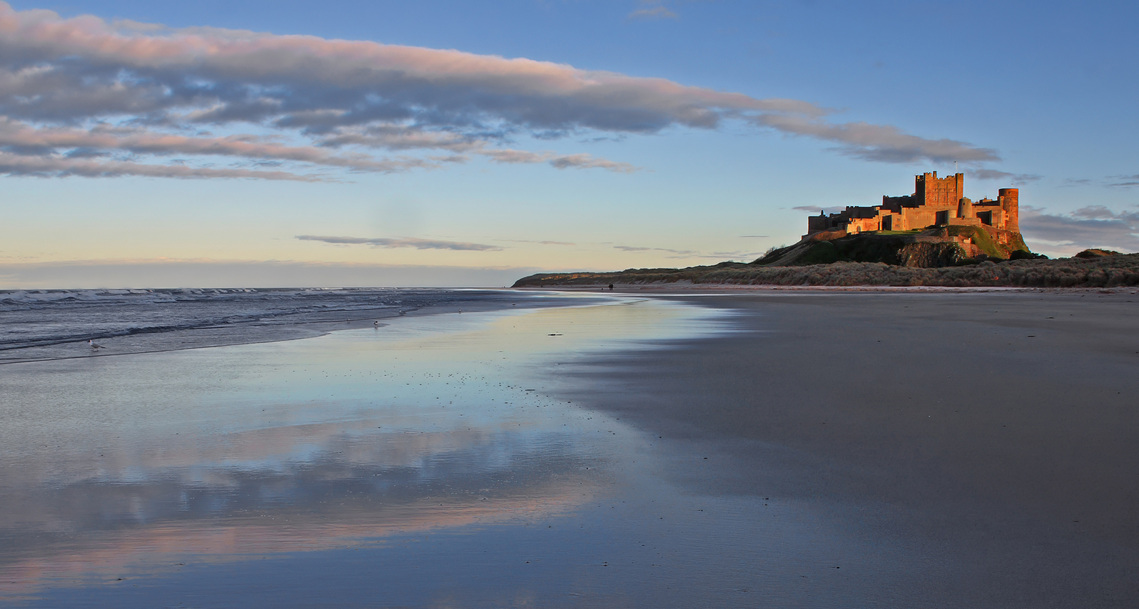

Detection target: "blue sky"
[1, 0, 1136, 288]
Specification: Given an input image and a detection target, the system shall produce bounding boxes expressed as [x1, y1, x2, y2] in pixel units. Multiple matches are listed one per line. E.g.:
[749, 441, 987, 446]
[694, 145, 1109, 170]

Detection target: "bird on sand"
[88, 339, 105, 350]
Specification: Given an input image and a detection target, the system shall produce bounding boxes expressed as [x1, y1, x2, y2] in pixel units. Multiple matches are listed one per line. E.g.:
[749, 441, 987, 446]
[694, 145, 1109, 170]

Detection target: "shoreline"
[516, 283, 1139, 293]
[0, 289, 607, 366]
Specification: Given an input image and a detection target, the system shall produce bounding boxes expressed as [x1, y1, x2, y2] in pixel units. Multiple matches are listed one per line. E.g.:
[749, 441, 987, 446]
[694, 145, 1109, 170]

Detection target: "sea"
[0, 288, 561, 365]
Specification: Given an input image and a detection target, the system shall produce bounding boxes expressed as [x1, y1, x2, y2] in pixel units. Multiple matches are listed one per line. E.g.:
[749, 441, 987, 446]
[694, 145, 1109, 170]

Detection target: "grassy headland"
[514, 250, 1139, 288]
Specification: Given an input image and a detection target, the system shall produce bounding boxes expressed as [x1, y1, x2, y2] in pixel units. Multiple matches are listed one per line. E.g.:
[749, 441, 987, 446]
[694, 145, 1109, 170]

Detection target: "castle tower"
[998, 188, 1019, 232]
[957, 197, 974, 219]
[915, 172, 964, 208]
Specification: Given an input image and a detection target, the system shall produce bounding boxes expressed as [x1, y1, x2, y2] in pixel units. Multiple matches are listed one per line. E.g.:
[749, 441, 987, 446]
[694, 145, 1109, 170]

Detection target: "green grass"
[513, 253, 1139, 288]
[942, 225, 1028, 258]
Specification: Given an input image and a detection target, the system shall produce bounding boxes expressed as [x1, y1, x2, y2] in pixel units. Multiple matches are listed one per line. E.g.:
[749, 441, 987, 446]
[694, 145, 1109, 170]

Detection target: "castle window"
[978, 211, 993, 226]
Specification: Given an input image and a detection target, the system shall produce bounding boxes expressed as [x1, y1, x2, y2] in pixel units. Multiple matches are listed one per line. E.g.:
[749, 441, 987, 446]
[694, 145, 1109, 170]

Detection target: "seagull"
[88, 339, 105, 350]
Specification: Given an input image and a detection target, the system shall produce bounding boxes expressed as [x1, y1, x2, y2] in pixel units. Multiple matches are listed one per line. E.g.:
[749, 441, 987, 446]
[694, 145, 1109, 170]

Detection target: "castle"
[806, 172, 1021, 246]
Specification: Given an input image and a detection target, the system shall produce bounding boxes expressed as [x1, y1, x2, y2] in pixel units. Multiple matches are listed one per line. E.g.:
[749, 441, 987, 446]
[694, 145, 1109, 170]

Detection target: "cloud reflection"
[0, 297, 731, 601]
[0, 406, 603, 600]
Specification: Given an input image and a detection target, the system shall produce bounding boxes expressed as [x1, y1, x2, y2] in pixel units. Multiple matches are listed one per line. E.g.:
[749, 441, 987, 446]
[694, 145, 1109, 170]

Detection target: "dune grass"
[514, 253, 1139, 288]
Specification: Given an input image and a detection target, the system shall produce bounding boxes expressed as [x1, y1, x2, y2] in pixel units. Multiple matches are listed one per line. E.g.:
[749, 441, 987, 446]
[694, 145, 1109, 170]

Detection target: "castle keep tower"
[915, 172, 964, 207]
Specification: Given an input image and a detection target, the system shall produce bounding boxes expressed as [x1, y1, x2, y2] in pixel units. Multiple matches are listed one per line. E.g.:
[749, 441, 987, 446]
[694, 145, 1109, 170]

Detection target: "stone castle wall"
[806, 173, 1020, 240]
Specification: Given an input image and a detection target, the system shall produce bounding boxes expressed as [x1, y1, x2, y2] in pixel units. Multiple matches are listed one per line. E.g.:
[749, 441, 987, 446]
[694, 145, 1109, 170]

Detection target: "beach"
[553, 288, 1139, 606]
[1, 288, 1136, 607]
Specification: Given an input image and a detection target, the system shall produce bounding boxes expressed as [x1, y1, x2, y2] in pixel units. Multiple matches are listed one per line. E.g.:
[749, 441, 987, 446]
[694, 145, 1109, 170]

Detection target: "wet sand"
[2, 289, 1136, 607]
[556, 289, 1139, 606]
[0, 296, 759, 608]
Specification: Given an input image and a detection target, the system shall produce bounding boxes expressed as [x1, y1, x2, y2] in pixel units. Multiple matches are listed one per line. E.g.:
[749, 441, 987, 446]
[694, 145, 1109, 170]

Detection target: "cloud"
[969, 168, 1041, 184]
[630, 5, 678, 20]
[0, 1, 998, 181]
[613, 244, 696, 255]
[0, 150, 322, 180]
[1020, 205, 1139, 254]
[1060, 175, 1139, 189]
[609, 242, 764, 261]
[0, 118, 435, 174]
[739, 235, 769, 238]
[547, 153, 638, 173]
[792, 205, 845, 215]
[480, 149, 639, 173]
[754, 115, 998, 164]
[1108, 174, 1139, 188]
[296, 235, 501, 251]
[502, 239, 577, 246]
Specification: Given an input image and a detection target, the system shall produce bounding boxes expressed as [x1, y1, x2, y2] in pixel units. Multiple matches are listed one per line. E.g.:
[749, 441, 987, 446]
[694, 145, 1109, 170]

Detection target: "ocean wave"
[0, 288, 526, 362]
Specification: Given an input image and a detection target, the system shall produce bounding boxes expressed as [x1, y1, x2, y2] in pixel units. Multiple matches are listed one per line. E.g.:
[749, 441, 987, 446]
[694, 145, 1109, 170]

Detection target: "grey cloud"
[1108, 174, 1139, 188]
[969, 169, 1041, 184]
[1071, 206, 1121, 220]
[630, 6, 678, 20]
[503, 239, 577, 246]
[671, 250, 764, 260]
[613, 245, 696, 255]
[1060, 175, 1139, 189]
[1020, 206, 1139, 253]
[480, 149, 546, 164]
[481, 149, 639, 173]
[317, 125, 482, 152]
[792, 205, 845, 215]
[0, 2, 998, 180]
[0, 151, 322, 181]
[755, 115, 998, 164]
[548, 153, 638, 173]
[0, 118, 439, 173]
[296, 235, 501, 251]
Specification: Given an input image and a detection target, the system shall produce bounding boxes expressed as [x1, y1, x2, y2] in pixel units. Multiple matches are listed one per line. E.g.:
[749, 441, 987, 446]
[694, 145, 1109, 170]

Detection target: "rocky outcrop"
[898, 242, 967, 267]
[1074, 249, 1121, 259]
[755, 225, 1027, 269]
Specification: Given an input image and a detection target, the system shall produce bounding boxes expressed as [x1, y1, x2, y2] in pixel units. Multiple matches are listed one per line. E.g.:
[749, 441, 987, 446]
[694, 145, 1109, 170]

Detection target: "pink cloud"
[0, 2, 1000, 179]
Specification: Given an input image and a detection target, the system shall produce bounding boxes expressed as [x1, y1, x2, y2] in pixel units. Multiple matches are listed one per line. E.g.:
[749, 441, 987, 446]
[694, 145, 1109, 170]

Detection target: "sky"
[1, 0, 1136, 288]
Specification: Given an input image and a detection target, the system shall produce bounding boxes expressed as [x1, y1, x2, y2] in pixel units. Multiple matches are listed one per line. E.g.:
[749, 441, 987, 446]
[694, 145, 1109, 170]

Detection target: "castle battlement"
[806, 172, 1020, 245]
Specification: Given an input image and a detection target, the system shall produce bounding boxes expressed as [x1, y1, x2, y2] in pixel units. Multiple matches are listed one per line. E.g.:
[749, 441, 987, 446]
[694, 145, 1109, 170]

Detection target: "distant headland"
[515, 172, 1139, 288]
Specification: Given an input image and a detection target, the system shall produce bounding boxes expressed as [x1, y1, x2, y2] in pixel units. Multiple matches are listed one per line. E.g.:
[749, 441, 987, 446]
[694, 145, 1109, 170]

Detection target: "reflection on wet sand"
[0, 297, 730, 603]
